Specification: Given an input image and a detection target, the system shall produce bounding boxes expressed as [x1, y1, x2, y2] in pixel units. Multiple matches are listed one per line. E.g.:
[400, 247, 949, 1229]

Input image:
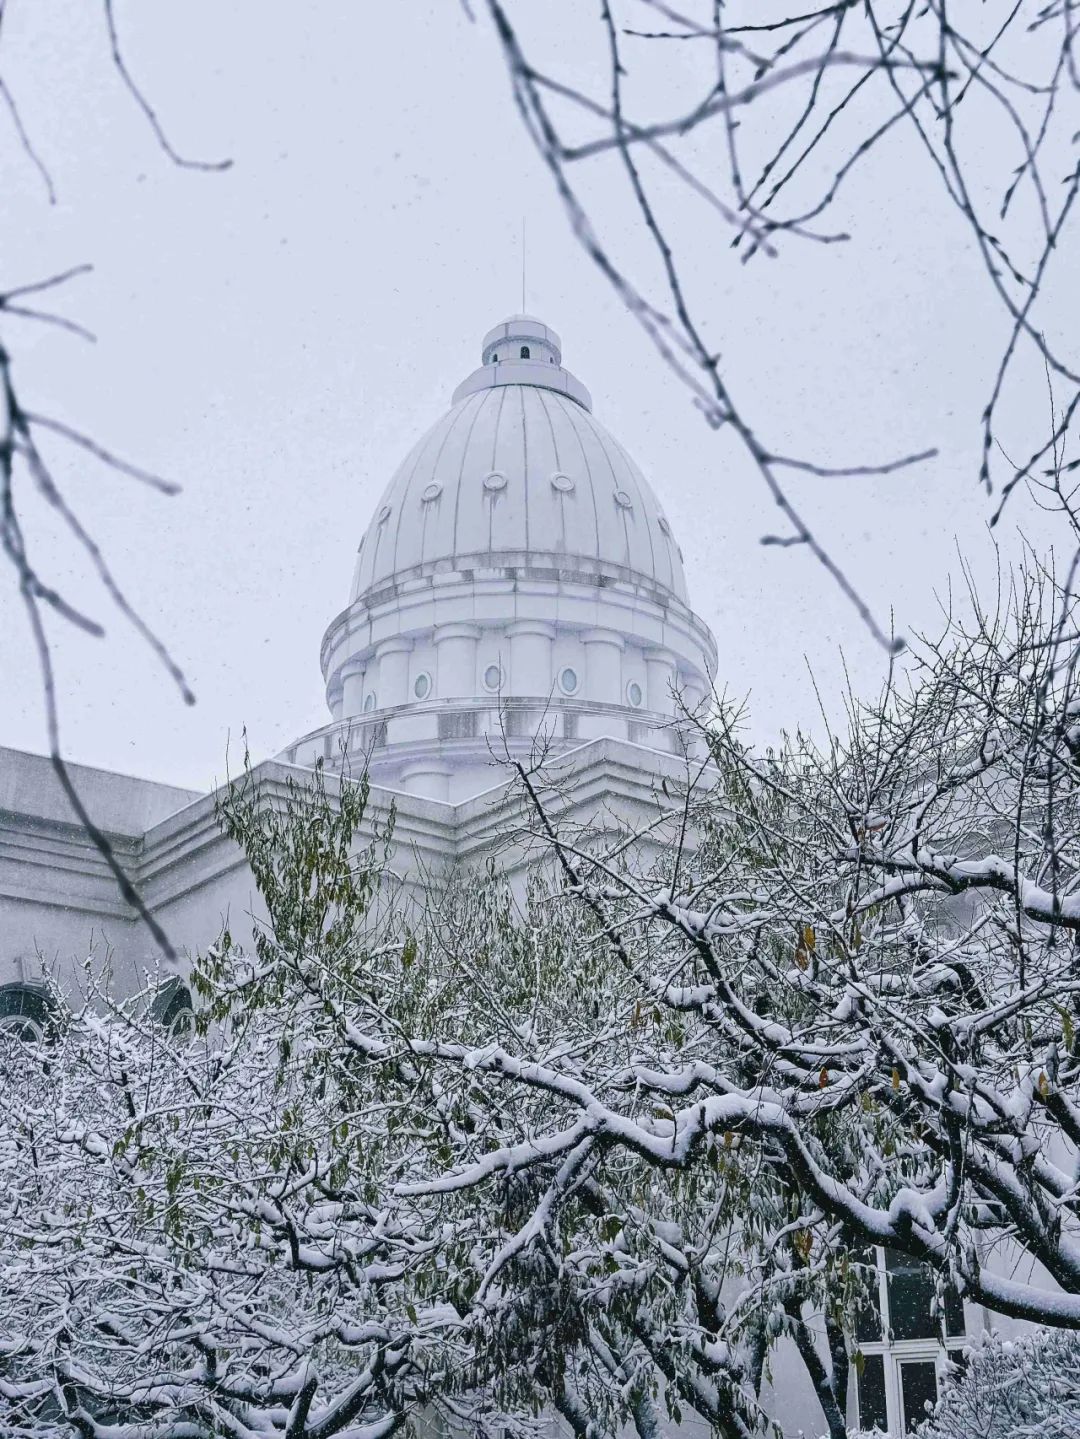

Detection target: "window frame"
[854, 1246, 967, 1435]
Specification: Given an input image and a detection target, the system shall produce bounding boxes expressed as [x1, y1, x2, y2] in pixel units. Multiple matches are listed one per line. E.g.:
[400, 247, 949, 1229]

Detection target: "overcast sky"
[0, 2, 1075, 793]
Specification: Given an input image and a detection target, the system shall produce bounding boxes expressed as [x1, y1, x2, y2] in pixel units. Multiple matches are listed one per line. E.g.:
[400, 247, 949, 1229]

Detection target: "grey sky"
[0, 1, 1074, 792]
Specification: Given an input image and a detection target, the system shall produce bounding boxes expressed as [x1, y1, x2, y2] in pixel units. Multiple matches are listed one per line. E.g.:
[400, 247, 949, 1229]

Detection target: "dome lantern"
[453, 313, 591, 410]
[482, 314, 562, 368]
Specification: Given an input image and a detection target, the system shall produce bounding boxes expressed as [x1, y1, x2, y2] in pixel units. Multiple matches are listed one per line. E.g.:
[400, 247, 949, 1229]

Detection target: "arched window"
[150, 976, 195, 1041]
[0, 982, 59, 1042]
[492, 352, 499, 363]
[520, 345, 530, 359]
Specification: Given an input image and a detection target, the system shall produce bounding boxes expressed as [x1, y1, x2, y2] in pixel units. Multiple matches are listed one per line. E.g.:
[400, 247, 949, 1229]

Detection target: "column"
[583, 628, 624, 705]
[644, 647, 677, 715]
[506, 621, 555, 696]
[376, 638, 413, 709]
[340, 659, 366, 719]
[681, 672, 707, 719]
[678, 671, 708, 759]
[434, 623, 481, 697]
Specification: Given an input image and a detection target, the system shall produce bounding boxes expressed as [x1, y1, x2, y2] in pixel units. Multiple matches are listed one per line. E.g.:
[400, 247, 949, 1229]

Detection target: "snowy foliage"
[914, 1328, 1080, 1439]
[6, 558, 1080, 1438]
[483, 558, 1080, 1339]
[0, 757, 866, 1439]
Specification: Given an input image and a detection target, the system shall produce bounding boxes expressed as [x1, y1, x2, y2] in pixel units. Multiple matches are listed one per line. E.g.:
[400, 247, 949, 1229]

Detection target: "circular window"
[551, 472, 575, 493]
[420, 482, 442, 503]
[484, 471, 508, 493]
[657, 515, 671, 536]
[559, 666, 579, 695]
[377, 504, 392, 523]
[626, 680, 644, 708]
[363, 692, 376, 713]
[483, 663, 504, 692]
[413, 672, 432, 700]
[614, 490, 633, 510]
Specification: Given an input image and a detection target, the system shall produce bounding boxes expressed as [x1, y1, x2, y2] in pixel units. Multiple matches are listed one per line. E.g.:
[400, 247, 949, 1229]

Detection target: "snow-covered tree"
[0, 755, 876, 1439]
[0, 765, 479, 1439]
[910, 1326, 1080, 1439]
[431, 550, 1080, 1340]
[9, 541, 1080, 1437]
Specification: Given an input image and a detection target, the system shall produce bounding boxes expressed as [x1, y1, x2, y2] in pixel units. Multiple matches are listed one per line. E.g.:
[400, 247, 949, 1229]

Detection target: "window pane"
[944, 1283, 966, 1338]
[853, 1249, 883, 1342]
[900, 1360, 938, 1433]
[854, 1283, 883, 1343]
[857, 1354, 888, 1433]
[885, 1248, 937, 1340]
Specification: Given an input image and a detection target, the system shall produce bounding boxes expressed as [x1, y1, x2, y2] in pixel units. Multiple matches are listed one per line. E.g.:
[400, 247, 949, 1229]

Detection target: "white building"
[0, 314, 981, 1436]
[0, 313, 715, 984]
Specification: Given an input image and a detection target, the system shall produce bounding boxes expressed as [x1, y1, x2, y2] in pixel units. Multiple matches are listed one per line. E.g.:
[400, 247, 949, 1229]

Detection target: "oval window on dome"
[551, 472, 575, 494]
[377, 504, 392, 524]
[657, 516, 671, 536]
[420, 483, 442, 503]
[559, 666, 579, 696]
[363, 692, 376, 713]
[413, 672, 432, 700]
[626, 680, 644, 708]
[483, 663, 504, 692]
[613, 490, 633, 510]
[484, 471, 508, 493]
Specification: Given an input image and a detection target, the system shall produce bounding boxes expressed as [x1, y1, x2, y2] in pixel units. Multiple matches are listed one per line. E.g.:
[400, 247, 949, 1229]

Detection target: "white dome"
[293, 315, 717, 804]
[351, 317, 689, 606]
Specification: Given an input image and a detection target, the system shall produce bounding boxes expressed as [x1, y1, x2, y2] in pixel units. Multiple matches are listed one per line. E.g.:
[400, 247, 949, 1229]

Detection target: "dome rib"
[541, 388, 601, 565]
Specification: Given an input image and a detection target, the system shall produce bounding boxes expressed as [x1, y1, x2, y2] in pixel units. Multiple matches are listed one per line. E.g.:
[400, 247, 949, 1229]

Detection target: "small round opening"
[614, 490, 633, 510]
[559, 667, 579, 696]
[484, 471, 508, 493]
[626, 680, 643, 708]
[483, 663, 504, 692]
[413, 672, 432, 700]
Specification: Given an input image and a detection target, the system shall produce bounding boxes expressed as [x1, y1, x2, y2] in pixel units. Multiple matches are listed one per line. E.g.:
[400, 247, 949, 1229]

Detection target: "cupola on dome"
[350, 315, 689, 605]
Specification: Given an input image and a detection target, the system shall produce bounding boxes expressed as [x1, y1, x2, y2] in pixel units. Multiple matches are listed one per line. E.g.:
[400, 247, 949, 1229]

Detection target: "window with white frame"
[0, 981, 59, 1042]
[853, 1247, 967, 1435]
